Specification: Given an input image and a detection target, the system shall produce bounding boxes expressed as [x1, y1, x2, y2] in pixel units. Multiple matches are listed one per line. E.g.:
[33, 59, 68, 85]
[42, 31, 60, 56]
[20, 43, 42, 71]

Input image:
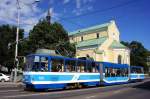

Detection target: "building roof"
[76, 37, 107, 48]
[110, 40, 127, 49]
[69, 22, 110, 36]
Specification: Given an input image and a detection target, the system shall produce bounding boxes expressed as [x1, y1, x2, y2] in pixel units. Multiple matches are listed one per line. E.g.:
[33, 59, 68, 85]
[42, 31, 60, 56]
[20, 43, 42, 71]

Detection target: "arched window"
[118, 55, 122, 64]
[81, 36, 83, 41]
[96, 33, 99, 38]
[113, 33, 115, 39]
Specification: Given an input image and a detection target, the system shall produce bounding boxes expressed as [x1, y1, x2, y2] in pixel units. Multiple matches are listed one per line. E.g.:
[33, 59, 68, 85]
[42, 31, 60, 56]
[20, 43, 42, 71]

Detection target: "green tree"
[121, 41, 149, 72]
[27, 19, 75, 57]
[0, 24, 24, 73]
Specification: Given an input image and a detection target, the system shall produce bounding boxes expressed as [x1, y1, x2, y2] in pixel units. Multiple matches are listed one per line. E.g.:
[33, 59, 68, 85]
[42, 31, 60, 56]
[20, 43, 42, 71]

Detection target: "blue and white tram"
[23, 54, 143, 90]
[23, 54, 101, 89]
[130, 66, 144, 81]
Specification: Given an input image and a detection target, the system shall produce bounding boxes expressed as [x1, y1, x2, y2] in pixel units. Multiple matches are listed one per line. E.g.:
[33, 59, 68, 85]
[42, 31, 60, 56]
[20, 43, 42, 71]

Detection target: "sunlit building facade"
[69, 20, 130, 65]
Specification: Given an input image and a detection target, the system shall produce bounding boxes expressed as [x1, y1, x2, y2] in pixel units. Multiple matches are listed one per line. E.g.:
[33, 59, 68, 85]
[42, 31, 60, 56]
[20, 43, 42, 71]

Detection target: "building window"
[97, 33, 99, 38]
[113, 33, 115, 39]
[118, 55, 122, 64]
[81, 36, 83, 41]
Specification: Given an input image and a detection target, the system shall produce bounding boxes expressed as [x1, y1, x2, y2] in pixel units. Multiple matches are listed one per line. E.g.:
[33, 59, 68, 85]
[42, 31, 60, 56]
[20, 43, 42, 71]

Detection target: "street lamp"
[13, 0, 40, 82]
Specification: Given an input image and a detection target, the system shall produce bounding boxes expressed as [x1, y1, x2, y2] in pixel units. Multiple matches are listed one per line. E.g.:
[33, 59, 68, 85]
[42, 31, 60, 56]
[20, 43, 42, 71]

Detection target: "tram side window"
[105, 67, 113, 77]
[40, 57, 48, 72]
[112, 68, 116, 77]
[116, 68, 121, 77]
[110, 68, 113, 77]
[95, 63, 100, 72]
[25, 56, 34, 71]
[105, 67, 128, 77]
[51, 58, 64, 72]
[125, 68, 128, 76]
[91, 62, 98, 73]
[131, 68, 137, 73]
[77, 61, 86, 72]
[119, 68, 128, 77]
[87, 62, 92, 72]
[131, 68, 142, 73]
[105, 67, 114, 77]
[32, 62, 40, 71]
[105, 67, 109, 77]
[86, 61, 98, 73]
[65, 60, 76, 72]
[138, 68, 142, 73]
[111, 68, 114, 77]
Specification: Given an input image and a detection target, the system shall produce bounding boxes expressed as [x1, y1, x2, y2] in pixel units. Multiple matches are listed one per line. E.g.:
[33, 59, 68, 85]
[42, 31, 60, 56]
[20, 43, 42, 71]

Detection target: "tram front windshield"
[25, 56, 49, 72]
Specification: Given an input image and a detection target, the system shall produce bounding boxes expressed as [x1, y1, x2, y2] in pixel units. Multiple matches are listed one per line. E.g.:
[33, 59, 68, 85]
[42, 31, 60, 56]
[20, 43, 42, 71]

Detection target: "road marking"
[3, 92, 52, 98]
[113, 90, 121, 94]
[86, 95, 96, 99]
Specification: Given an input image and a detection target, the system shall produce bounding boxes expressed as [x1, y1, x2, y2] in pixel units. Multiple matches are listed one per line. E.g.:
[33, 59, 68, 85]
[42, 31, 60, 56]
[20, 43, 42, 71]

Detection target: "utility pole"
[13, 0, 40, 82]
[13, 0, 20, 82]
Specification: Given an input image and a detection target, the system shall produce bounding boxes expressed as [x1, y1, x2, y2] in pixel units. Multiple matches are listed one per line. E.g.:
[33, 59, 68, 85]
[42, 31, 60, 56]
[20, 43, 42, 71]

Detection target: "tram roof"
[130, 66, 143, 69]
[101, 62, 129, 68]
[27, 54, 95, 62]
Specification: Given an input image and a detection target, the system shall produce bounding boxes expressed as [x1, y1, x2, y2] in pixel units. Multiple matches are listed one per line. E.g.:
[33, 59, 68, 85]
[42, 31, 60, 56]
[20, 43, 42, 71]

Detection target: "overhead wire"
[55, 0, 141, 29]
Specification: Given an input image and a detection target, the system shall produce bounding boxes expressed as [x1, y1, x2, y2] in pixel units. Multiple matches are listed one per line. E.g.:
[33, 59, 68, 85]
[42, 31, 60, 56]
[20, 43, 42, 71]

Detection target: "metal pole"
[14, 0, 20, 82]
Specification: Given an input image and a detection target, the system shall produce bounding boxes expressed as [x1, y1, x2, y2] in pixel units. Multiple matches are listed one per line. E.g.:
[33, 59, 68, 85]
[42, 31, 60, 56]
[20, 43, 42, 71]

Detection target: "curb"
[0, 83, 24, 90]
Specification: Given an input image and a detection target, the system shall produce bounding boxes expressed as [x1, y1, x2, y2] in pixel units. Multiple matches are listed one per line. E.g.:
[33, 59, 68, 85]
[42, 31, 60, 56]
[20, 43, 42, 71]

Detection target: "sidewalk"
[0, 82, 24, 90]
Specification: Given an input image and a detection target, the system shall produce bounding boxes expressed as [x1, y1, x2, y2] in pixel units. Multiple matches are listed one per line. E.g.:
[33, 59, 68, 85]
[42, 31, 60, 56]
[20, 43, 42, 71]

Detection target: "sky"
[0, 0, 150, 50]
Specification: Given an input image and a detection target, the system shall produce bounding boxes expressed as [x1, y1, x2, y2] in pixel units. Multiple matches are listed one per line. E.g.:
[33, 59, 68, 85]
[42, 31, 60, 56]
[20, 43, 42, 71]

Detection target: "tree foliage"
[0, 24, 24, 72]
[26, 19, 75, 57]
[121, 41, 149, 72]
[0, 20, 76, 73]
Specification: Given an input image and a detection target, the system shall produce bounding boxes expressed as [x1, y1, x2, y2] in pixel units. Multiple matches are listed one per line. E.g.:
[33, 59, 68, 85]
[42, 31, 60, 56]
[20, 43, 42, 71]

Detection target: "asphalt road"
[0, 79, 150, 99]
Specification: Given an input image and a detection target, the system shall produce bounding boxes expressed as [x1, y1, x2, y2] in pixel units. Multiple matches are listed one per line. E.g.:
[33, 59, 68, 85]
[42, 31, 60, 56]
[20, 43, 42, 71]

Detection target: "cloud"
[0, 0, 95, 36]
[20, 7, 61, 34]
[0, 0, 61, 36]
[72, 0, 94, 16]
[76, 0, 81, 9]
[63, 0, 70, 4]
[0, 0, 42, 32]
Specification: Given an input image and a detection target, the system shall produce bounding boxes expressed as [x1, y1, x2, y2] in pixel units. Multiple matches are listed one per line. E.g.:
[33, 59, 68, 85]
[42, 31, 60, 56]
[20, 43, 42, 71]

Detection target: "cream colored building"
[69, 20, 130, 65]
